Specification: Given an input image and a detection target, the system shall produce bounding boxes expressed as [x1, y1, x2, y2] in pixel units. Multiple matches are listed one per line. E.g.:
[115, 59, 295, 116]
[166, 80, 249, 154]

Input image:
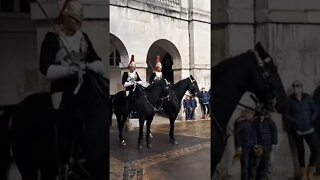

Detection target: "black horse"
[111, 75, 200, 147]
[211, 43, 288, 178]
[0, 71, 109, 180]
[111, 79, 170, 149]
[162, 75, 200, 144]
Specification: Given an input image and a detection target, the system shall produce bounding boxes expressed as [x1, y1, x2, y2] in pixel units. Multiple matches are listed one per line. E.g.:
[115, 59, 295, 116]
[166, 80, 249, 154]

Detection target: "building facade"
[109, 0, 211, 94]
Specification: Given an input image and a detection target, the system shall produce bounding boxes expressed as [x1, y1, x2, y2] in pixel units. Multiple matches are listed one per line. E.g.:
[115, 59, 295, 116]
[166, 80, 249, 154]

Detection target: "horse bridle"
[213, 50, 277, 140]
[133, 80, 171, 112]
[252, 50, 277, 111]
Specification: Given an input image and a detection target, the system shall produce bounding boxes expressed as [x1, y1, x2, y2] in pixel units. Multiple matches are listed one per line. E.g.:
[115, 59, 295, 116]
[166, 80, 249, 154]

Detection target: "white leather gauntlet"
[46, 65, 71, 81]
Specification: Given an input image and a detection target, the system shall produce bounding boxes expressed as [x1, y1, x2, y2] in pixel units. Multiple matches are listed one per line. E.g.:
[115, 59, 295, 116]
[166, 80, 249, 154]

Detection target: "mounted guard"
[149, 55, 163, 84]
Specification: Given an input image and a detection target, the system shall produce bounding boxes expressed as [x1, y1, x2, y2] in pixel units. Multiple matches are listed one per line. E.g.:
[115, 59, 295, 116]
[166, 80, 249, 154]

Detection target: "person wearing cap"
[39, 0, 106, 178]
[122, 55, 143, 115]
[199, 87, 211, 119]
[285, 80, 319, 180]
[234, 109, 258, 180]
[149, 55, 163, 84]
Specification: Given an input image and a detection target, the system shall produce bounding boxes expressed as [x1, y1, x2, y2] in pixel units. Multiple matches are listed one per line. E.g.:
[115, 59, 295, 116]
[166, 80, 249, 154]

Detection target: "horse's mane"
[172, 78, 188, 89]
[146, 79, 166, 91]
[212, 50, 254, 78]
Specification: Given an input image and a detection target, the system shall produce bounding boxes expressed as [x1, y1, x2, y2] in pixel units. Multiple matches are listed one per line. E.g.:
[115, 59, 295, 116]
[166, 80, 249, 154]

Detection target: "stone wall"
[0, 15, 37, 104]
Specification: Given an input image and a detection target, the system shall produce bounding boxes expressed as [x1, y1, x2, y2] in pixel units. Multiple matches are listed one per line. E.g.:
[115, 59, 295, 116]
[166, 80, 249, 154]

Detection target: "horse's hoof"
[137, 145, 143, 150]
[169, 139, 178, 145]
[147, 143, 152, 148]
[149, 133, 153, 139]
[120, 140, 127, 146]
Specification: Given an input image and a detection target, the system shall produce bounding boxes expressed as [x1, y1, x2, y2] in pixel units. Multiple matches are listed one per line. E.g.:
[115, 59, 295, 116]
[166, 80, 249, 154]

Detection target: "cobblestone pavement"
[110, 119, 210, 180]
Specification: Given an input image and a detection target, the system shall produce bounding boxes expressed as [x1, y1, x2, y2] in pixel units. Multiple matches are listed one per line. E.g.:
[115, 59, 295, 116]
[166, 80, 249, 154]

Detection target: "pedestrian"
[234, 109, 258, 180]
[285, 80, 319, 180]
[190, 96, 198, 120]
[183, 94, 191, 120]
[199, 87, 210, 119]
[255, 111, 277, 180]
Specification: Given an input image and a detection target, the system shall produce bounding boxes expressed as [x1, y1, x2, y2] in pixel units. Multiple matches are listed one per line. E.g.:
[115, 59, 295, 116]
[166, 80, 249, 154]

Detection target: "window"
[0, 0, 30, 13]
[109, 49, 120, 67]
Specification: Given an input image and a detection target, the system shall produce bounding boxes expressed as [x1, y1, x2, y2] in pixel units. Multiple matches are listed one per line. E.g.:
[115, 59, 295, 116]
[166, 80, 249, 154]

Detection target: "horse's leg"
[137, 118, 144, 150]
[169, 114, 178, 145]
[115, 112, 126, 145]
[146, 118, 153, 148]
[212, 125, 228, 177]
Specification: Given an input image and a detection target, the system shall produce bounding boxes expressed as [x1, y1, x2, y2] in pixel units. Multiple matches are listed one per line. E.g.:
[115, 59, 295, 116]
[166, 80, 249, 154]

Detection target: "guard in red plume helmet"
[149, 55, 163, 84]
[122, 55, 142, 90]
[122, 55, 143, 117]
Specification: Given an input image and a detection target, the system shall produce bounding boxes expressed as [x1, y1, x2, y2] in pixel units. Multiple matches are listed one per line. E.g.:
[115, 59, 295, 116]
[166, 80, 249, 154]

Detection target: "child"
[183, 95, 191, 120]
[190, 96, 198, 120]
[255, 111, 277, 180]
[234, 109, 258, 180]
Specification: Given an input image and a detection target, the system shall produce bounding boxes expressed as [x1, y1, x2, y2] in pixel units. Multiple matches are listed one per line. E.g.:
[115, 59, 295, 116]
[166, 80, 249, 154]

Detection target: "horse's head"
[249, 42, 288, 113]
[187, 75, 201, 97]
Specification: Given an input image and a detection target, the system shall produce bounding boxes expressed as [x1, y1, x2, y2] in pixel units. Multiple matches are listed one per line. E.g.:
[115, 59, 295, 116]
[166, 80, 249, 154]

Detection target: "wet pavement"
[109, 118, 211, 180]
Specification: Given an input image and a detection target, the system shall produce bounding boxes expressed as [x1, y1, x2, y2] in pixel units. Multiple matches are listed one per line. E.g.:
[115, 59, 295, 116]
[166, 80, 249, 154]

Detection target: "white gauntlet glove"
[124, 81, 134, 88]
[46, 64, 80, 81]
[137, 81, 143, 85]
[86, 61, 106, 75]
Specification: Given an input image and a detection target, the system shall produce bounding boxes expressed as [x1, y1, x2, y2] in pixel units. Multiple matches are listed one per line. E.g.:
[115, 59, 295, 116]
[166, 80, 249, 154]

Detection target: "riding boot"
[308, 167, 315, 180]
[301, 168, 308, 180]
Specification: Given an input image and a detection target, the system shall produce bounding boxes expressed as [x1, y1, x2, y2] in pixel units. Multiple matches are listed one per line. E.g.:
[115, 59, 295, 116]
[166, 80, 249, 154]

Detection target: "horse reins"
[213, 50, 276, 140]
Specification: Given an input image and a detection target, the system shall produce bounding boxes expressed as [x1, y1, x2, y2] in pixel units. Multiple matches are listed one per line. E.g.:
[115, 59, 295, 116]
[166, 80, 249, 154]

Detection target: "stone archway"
[146, 39, 181, 84]
[109, 34, 129, 94]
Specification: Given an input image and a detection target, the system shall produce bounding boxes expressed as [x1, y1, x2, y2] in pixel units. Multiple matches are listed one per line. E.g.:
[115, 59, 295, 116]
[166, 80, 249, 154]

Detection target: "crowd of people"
[182, 87, 211, 120]
[234, 80, 320, 180]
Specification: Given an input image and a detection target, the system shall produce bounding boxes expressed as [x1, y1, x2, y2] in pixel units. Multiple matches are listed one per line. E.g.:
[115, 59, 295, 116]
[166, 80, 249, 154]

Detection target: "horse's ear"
[254, 42, 269, 60]
[190, 75, 194, 80]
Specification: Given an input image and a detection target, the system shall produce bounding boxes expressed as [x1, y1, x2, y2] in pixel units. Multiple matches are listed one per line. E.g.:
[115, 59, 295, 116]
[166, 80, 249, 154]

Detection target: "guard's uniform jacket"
[149, 71, 163, 84]
[39, 30, 104, 108]
[122, 71, 142, 91]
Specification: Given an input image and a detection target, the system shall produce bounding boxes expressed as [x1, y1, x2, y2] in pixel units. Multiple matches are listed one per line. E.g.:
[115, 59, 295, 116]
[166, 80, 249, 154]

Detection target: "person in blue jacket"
[234, 109, 258, 180]
[255, 111, 277, 180]
[183, 95, 191, 120]
[199, 87, 211, 119]
[285, 80, 319, 180]
[190, 96, 198, 120]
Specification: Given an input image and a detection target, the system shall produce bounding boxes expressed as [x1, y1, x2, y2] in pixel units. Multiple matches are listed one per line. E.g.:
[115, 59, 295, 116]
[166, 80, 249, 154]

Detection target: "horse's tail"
[0, 105, 17, 179]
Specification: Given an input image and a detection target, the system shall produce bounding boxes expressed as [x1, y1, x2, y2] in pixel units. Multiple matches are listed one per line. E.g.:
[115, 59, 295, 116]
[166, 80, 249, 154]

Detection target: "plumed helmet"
[128, 55, 136, 68]
[62, 0, 84, 23]
[155, 55, 162, 68]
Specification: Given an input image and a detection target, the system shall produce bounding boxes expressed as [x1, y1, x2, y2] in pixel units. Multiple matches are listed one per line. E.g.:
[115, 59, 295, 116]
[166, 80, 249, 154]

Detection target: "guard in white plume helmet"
[39, 0, 106, 178]
[149, 55, 163, 84]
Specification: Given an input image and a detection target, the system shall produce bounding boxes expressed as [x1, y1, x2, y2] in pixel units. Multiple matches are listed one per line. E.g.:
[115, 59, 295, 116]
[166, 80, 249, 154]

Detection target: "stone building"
[212, 0, 320, 179]
[109, 0, 211, 94]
